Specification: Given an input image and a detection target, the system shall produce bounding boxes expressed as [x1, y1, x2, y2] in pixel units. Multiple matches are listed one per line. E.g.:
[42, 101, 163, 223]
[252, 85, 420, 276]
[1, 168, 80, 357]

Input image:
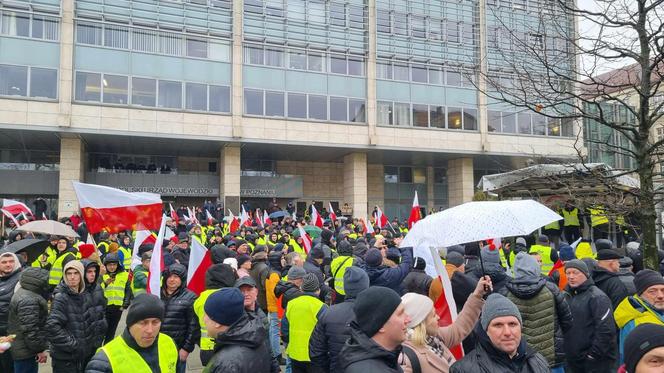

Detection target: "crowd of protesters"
[0, 200, 663, 373]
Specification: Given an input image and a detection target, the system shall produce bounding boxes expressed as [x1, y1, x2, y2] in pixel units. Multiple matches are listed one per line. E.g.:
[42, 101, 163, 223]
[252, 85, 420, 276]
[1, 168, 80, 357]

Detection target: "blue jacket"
[364, 247, 413, 293]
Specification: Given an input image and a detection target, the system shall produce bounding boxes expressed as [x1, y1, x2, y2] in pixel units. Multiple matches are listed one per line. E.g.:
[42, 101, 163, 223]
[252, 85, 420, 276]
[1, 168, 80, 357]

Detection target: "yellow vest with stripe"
[194, 289, 217, 351]
[101, 332, 178, 373]
[102, 272, 129, 306]
[48, 252, 76, 285]
[330, 256, 354, 295]
[528, 244, 554, 275]
[589, 207, 609, 227]
[561, 208, 580, 227]
[286, 295, 324, 362]
[118, 246, 132, 270]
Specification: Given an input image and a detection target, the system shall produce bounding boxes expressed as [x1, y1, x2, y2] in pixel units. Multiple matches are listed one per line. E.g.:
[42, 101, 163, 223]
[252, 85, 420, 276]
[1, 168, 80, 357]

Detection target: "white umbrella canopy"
[17, 220, 80, 238]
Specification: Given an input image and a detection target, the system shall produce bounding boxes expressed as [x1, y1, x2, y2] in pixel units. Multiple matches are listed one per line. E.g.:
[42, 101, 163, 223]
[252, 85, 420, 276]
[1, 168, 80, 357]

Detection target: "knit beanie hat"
[559, 244, 576, 261]
[237, 255, 251, 268]
[413, 257, 427, 270]
[354, 286, 403, 337]
[301, 273, 320, 293]
[223, 257, 238, 270]
[402, 293, 433, 328]
[344, 267, 369, 298]
[537, 234, 549, 243]
[634, 269, 664, 295]
[78, 244, 96, 259]
[126, 294, 165, 327]
[513, 252, 540, 280]
[365, 248, 383, 267]
[310, 245, 326, 260]
[337, 241, 353, 256]
[564, 259, 590, 279]
[446, 252, 464, 267]
[287, 266, 306, 280]
[624, 323, 664, 373]
[480, 293, 522, 330]
[447, 245, 465, 257]
[480, 246, 501, 264]
[204, 288, 245, 326]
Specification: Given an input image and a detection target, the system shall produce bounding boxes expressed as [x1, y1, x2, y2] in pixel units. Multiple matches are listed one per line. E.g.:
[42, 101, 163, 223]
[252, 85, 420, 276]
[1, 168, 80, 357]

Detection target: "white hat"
[402, 293, 434, 328]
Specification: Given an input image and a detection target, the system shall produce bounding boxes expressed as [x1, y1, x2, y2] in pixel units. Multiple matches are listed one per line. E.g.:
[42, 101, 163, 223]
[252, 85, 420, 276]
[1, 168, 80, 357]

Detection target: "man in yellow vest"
[102, 253, 131, 344]
[43, 237, 77, 289]
[330, 241, 355, 304]
[131, 253, 150, 296]
[85, 293, 178, 372]
[285, 273, 327, 372]
[589, 205, 610, 240]
[614, 269, 664, 364]
[561, 200, 582, 243]
[32, 235, 58, 268]
[528, 235, 559, 276]
[542, 211, 563, 249]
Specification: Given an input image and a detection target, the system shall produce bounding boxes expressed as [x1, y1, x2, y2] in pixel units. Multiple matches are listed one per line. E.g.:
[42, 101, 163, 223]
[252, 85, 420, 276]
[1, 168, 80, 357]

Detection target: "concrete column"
[57, 137, 85, 217]
[366, 0, 377, 145]
[231, 0, 244, 138]
[343, 153, 368, 219]
[426, 166, 435, 211]
[220, 144, 241, 214]
[57, 0, 74, 127]
[448, 158, 474, 207]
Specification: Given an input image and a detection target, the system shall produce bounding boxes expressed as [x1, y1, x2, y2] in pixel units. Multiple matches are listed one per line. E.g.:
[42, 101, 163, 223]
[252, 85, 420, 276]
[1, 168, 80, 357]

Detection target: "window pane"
[289, 51, 306, 69]
[488, 110, 501, 132]
[348, 5, 365, 29]
[29, 68, 57, 99]
[265, 49, 284, 67]
[394, 64, 409, 81]
[394, 102, 411, 126]
[330, 55, 347, 74]
[411, 15, 425, 38]
[158, 80, 182, 109]
[394, 12, 408, 35]
[132, 29, 159, 53]
[413, 168, 426, 184]
[463, 108, 478, 130]
[209, 40, 230, 61]
[518, 112, 532, 134]
[160, 32, 183, 55]
[244, 89, 264, 115]
[412, 65, 427, 83]
[399, 167, 413, 183]
[377, 62, 392, 80]
[308, 52, 324, 72]
[245, 0, 263, 13]
[1, 12, 30, 37]
[209, 85, 230, 112]
[384, 166, 398, 183]
[532, 113, 547, 135]
[448, 107, 462, 129]
[430, 106, 445, 128]
[348, 99, 366, 122]
[104, 25, 129, 49]
[377, 10, 390, 33]
[187, 38, 208, 58]
[32, 16, 58, 40]
[75, 72, 101, 101]
[308, 94, 327, 120]
[266, 0, 284, 16]
[330, 2, 346, 26]
[547, 117, 561, 136]
[348, 57, 364, 76]
[132, 77, 156, 107]
[77, 23, 102, 45]
[307, 1, 325, 23]
[446, 70, 462, 86]
[428, 66, 443, 85]
[102, 74, 128, 104]
[502, 112, 517, 133]
[413, 104, 429, 127]
[330, 96, 347, 121]
[561, 118, 574, 137]
[447, 21, 459, 43]
[185, 82, 207, 110]
[429, 19, 442, 40]
[0, 65, 27, 96]
[377, 101, 392, 125]
[287, 0, 305, 21]
[265, 91, 284, 116]
[244, 46, 264, 65]
[288, 93, 307, 118]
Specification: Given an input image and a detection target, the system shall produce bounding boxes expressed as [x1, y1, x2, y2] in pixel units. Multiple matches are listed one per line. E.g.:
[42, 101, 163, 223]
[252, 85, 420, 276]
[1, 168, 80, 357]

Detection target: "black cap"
[624, 323, 664, 373]
[234, 276, 257, 288]
[353, 286, 402, 337]
[596, 249, 623, 260]
[126, 294, 164, 327]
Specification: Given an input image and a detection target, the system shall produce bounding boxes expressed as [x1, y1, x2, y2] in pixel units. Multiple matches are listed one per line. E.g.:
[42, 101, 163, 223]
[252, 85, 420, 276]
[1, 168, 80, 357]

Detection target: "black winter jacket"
[274, 280, 302, 310]
[451, 271, 477, 312]
[364, 247, 414, 293]
[563, 279, 616, 363]
[0, 265, 21, 334]
[310, 298, 356, 372]
[401, 269, 432, 295]
[82, 260, 107, 357]
[8, 268, 49, 360]
[46, 282, 90, 361]
[204, 313, 272, 373]
[85, 328, 173, 373]
[450, 325, 549, 373]
[304, 256, 331, 301]
[592, 267, 631, 309]
[469, 262, 509, 293]
[249, 256, 270, 312]
[337, 322, 403, 373]
[160, 264, 199, 352]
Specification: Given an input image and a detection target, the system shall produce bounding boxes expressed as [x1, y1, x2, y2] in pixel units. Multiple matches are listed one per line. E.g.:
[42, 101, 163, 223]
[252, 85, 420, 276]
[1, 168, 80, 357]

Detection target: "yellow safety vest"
[615, 296, 664, 330]
[589, 207, 609, 227]
[97, 242, 110, 255]
[101, 332, 177, 373]
[118, 246, 132, 270]
[288, 239, 304, 255]
[528, 244, 554, 275]
[48, 252, 76, 286]
[194, 289, 217, 351]
[561, 208, 580, 227]
[330, 256, 354, 296]
[193, 234, 207, 246]
[544, 220, 560, 230]
[575, 242, 596, 260]
[499, 248, 509, 269]
[32, 246, 56, 268]
[131, 267, 148, 296]
[102, 271, 129, 306]
[256, 236, 267, 246]
[286, 295, 325, 362]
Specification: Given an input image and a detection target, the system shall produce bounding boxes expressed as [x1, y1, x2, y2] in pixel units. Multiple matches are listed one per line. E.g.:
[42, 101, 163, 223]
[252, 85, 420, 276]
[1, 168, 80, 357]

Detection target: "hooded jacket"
[210, 244, 236, 264]
[401, 268, 432, 296]
[592, 266, 631, 309]
[46, 260, 90, 361]
[449, 324, 549, 373]
[8, 267, 49, 360]
[469, 261, 509, 293]
[365, 247, 414, 293]
[337, 322, 403, 372]
[205, 263, 238, 289]
[203, 313, 272, 373]
[83, 259, 108, 355]
[249, 251, 270, 312]
[160, 263, 200, 352]
[0, 252, 22, 334]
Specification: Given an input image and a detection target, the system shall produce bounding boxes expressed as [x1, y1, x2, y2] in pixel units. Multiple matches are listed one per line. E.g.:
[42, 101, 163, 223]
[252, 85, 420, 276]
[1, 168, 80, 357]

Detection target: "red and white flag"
[311, 205, 323, 228]
[297, 224, 312, 254]
[228, 209, 240, 233]
[240, 205, 251, 227]
[263, 211, 272, 226]
[72, 182, 162, 234]
[206, 210, 215, 226]
[187, 207, 199, 225]
[131, 230, 152, 270]
[147, 215, 168, 298]
[187, 237, 213, 295]
[375, 206, 389, 228]
[408, 191, 422, 229]
[255, 209, 263, 227]
[169, 203, 179, 224]
[328, 202, 337, 222]
[1, 199, 33, 217]
[361, 217, 374, 235]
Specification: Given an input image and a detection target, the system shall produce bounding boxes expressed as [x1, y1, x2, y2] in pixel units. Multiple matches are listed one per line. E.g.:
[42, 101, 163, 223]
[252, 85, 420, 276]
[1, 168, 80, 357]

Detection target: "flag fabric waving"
[206, 209, 215, 226]
[228, 209, 240, 233]
[361, 217, 374, 235]
[131, 230, 152, 270]
[375, 206, 389, 228]
[328, 202, 337, 222]
[407, 191, 421, 229]
[169, 203, 179, 224]
[187, 237, 213, 295]
[297, 224, 312, 254]
[240, 205, 250, 227]
[73, 182, 162, 234]
[147, 215, 168, 298]
[311, 205, 323, 228]
[1, 199, 33, 217]
[263, 211, 272, 226]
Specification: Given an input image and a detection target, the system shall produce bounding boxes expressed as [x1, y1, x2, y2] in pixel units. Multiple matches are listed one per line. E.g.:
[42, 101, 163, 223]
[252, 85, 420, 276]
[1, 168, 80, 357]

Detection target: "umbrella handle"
[478, 251, 492, 294]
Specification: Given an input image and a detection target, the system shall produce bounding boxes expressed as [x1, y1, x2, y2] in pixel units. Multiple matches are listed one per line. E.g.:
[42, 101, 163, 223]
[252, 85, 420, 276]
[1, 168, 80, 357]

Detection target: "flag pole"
[1, 214, 4, 240]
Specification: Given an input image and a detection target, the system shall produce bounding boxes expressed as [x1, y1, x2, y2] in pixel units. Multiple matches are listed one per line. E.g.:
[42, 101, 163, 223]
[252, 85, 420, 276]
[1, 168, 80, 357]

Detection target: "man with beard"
[0, 252, 22, 371]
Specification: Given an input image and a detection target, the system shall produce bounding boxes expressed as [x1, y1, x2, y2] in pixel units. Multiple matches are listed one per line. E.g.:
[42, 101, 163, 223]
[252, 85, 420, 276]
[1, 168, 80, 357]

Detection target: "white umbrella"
[17, 220, 80, 238]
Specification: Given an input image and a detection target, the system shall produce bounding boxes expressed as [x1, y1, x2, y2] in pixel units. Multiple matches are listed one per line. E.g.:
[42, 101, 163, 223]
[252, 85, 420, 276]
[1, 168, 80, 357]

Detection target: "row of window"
[377, 61, 474, 87]
[76, 23, 231, 62]
[377, 101, 478, 130]
[383, 166, 447, 184]
[243, 45, 365, 76]
[0, 64, 57, 99]
[1, 11, 59, 41]
[377, 10, 475, 44]
[74, 71, 230, 112]
[244, 88, 366, 123]
[244, 0, 367, 30]
[487, 110, 573, 137]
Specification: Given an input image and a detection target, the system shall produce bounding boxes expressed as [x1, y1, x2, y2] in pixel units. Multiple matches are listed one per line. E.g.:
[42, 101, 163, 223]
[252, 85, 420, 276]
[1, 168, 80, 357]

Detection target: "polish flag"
[228, 209, 240, 233]
[255, 209, 263, 227]
[0, 209, 20, 227]
[297, 224, 312, 254]
[408, 191, 421, 229]
[263, 211, 272, 226]
[206, 210, 215, 226]
[131, 230, 152, 270]
[240, 205, 251, 227]
[375, 206, 389, 228]
[311, 205, 323, 228]
[1, 199, 33, 217]
[169, 203, 179, 224]
[187, 237, 213, 295]
[187, 207, 199, 225]
[147, 215, 168, 298]
[361, 217, 374, 235]
[72, 182, 163, 234]
[328, 202, 337, 222]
